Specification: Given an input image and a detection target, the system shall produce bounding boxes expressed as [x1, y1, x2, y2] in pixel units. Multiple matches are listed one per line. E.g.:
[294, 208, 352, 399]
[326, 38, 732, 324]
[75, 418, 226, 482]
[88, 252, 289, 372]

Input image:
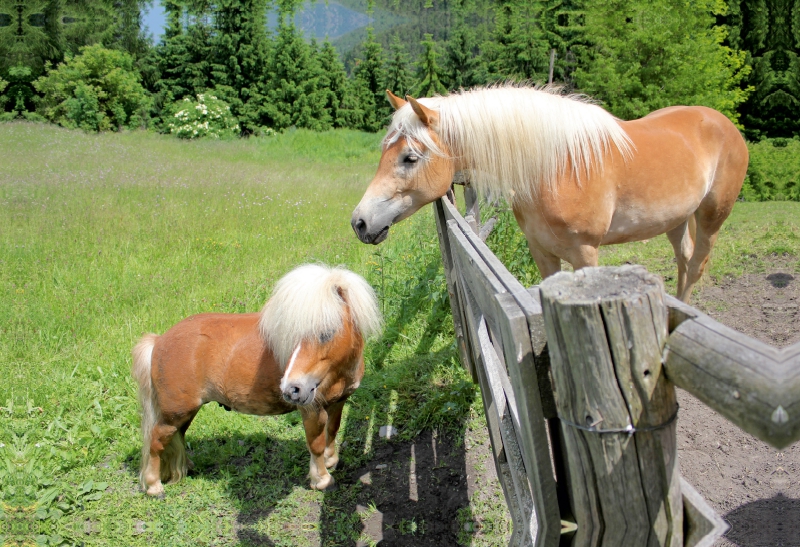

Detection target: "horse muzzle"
[351, 216, 390, 245]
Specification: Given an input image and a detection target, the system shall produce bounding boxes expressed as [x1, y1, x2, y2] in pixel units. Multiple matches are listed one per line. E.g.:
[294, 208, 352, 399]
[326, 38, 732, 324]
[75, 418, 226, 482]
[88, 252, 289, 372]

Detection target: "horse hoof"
[324, 455, 339, 469]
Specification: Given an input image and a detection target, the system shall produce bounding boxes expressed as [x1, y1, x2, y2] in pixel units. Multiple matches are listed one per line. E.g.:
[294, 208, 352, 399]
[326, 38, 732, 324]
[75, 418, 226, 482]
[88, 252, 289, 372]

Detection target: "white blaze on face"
[280, 343, 302, 391]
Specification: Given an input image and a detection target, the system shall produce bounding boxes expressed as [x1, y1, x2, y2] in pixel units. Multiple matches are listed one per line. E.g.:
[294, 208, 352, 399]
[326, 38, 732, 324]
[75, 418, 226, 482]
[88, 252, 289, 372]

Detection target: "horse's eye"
[403, 154, 419, 164]
[318, 331, 334, 344]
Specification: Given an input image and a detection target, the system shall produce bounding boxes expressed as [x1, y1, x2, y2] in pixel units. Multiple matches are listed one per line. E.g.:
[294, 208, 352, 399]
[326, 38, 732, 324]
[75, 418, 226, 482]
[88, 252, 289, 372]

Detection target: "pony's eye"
[318, 331, 334, 344]
[403, 154, 419, 164]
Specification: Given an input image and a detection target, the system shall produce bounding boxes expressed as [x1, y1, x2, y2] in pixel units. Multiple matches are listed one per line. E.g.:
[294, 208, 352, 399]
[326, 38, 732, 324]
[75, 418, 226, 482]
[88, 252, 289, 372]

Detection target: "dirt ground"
[349, 258, 799, 547]
[679, 259, 799, 547]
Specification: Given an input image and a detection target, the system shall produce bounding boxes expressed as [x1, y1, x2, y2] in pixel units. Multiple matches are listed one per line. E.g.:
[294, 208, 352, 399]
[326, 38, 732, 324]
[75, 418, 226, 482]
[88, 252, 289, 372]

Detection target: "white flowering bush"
[167, 94, 240, 139]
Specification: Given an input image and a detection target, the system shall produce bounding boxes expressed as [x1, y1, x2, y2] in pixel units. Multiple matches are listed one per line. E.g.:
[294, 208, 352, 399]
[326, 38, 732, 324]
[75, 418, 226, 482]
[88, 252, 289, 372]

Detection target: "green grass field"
[1, 122, 797, 547]
[0, 123, 500, 547]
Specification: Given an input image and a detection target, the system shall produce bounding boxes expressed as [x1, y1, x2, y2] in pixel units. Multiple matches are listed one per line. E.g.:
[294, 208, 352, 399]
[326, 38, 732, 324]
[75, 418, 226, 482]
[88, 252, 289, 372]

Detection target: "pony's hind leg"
[302, 408, 335, 490]
[143, 409, 198, 496]
[143, 423, 178, 497]
[323, 401, 346, 469]
[666, 219, 694, 298]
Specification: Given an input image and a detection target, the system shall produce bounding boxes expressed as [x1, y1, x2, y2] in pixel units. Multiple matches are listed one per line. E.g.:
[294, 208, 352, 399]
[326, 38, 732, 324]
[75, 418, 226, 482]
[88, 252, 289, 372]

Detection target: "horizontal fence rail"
[429, 184, 800, 546]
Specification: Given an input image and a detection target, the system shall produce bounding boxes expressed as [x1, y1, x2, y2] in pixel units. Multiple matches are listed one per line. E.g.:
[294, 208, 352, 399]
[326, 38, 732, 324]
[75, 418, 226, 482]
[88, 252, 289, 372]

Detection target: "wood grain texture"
[663, 303, 800, 448]
[540, 266, 682, 547]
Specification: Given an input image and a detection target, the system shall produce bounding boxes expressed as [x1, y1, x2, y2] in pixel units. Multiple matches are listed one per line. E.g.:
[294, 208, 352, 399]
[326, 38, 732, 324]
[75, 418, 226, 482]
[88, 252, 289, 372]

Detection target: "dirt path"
[679, 259, 799, 547]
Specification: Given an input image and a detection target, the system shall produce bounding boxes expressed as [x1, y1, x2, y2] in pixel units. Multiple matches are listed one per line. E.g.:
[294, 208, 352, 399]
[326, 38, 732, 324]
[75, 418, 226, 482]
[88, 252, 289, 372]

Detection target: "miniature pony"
[132, 264, 381, 496]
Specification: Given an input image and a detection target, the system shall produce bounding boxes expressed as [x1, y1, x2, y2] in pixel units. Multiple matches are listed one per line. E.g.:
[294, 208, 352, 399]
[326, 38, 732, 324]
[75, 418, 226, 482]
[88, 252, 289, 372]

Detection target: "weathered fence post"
[539, 266, 682, 546]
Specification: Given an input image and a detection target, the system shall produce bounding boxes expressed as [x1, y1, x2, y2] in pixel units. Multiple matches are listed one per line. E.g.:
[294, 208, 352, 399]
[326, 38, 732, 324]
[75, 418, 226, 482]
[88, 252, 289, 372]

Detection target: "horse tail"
[132, 333, 160, 488]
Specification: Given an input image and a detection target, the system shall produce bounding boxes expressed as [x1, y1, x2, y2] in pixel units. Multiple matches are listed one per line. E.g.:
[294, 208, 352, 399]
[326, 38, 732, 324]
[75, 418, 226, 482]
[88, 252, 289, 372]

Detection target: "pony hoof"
[311, 474, 335, 491]
[324, 455, 339, 469]
[145, 483, 165, 497]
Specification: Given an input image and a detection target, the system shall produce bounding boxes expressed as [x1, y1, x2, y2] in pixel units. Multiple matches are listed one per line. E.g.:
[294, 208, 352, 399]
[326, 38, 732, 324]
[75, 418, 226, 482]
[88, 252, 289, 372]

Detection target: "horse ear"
[386, 89, 407, 111]
[406, 95, 438, 127]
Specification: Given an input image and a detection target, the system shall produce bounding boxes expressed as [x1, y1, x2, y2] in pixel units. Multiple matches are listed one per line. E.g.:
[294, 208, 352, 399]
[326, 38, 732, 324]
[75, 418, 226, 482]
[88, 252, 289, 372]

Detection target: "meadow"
[1, 122, 798, 547]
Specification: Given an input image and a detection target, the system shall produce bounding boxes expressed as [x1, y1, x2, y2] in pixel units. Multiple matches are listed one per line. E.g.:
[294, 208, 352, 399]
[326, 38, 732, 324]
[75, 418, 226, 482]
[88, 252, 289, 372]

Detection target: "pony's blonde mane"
[259, 264, 382, 370]
[385, 84, 634, 202]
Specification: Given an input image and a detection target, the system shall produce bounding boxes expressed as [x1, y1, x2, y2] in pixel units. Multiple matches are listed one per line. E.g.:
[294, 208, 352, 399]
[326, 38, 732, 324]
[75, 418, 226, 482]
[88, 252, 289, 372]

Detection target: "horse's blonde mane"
[385, 84, 634, 202]
[259, 264, 382, 370]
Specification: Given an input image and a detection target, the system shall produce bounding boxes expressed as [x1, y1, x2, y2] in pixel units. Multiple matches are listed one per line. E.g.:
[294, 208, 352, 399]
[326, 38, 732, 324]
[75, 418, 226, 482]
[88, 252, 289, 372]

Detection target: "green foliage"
[352, 28, 390, 131]
[34, 44, 151, 131]
[384, 35, 414, 97]
[166, 94, 242, 139]
[741, 137, 800, 200]
[261, 21, 331, 131]
[573, 0, 752, 124]
[483, 0, 551, 82]
[206, 0, 271, 134]
[442, 23, 485, 90]
[412, 33, 448, 97]
[2, 65, 37, 116]
[726, 0, 800, 139]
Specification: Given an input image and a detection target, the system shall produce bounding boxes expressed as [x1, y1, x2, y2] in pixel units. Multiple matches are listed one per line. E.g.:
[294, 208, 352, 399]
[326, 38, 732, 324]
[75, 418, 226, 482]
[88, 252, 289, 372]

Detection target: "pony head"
[259, 264, 382, 407]
[351, 90, 455, 245]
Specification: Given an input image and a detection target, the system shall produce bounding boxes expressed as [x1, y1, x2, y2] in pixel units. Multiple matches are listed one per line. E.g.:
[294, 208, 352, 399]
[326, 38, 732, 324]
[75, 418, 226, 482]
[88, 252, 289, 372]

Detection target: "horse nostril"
[354, 218, 366, 235]
[291, 386, 300, 395]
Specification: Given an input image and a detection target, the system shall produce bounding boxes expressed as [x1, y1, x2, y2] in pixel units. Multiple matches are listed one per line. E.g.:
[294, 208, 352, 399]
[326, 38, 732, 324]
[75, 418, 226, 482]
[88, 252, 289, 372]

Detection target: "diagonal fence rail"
[431, 186, 797, 546]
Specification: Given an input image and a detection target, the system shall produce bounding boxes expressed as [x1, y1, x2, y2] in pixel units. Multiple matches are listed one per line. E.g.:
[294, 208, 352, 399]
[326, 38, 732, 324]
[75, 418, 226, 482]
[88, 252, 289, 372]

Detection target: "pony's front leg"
[301, 408, 335, 490]
[324, 400, 346, 469]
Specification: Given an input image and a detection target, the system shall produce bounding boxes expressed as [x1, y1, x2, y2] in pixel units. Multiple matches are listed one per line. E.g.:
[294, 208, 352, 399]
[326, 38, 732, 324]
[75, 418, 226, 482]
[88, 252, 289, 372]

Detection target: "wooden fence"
[432, 186, 799, 547]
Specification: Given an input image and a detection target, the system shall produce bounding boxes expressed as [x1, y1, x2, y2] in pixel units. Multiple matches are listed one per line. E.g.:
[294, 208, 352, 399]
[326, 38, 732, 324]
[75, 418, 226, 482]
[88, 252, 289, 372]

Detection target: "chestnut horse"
[351, 85, 748, 302]
[132, 264, 381, 496]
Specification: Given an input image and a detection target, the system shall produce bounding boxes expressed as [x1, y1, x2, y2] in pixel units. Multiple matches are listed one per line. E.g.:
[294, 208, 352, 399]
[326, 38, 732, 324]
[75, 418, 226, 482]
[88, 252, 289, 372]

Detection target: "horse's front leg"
[301, 407, 334, 490]
[324, 400, 346, 469]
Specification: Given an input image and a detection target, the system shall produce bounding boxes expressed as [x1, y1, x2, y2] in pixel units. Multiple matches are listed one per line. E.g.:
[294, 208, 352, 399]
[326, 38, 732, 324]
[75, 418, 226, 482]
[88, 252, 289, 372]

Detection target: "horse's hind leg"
[679, 214, 721, 303]
[667, 219, 694, 298]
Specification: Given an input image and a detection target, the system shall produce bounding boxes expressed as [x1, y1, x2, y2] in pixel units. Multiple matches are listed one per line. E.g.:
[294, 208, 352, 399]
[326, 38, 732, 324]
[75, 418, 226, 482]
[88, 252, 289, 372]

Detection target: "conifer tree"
[317, 39, 361, 128]
[725, 0, 800, 138]
[261, 18, 331, 130]
[384, 35, 413, 98]
[483, 0, 550, 82]
[442, 25, 484, 90]
[208, 0, 271, 133]
[573, 0, 751, 123]
[538, 0, 587, 85]
[352, 27, 389, 131]
[150, 0, 213, 110]
[413, 33, 447, 97]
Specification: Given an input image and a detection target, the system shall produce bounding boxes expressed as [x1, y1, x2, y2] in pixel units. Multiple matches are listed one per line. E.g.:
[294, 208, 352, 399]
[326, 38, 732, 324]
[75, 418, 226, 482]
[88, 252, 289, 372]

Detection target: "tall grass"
[0, 123, 502, 547]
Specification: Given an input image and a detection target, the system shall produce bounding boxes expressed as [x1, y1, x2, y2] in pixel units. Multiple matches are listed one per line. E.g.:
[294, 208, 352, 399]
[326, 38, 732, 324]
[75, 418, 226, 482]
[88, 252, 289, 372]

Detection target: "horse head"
[351, 90, 456, 245]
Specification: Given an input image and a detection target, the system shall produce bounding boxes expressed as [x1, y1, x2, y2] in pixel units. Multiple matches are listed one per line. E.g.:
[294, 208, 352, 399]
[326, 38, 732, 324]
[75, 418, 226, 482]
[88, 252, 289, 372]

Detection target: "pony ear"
[406, 95, 438, 127]
[386, 89, 407, 111]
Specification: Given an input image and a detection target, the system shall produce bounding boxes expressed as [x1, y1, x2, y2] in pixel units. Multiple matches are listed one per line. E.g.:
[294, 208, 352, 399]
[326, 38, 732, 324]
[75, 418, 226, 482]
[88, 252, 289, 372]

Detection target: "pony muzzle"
[282, 377, 319, 406]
